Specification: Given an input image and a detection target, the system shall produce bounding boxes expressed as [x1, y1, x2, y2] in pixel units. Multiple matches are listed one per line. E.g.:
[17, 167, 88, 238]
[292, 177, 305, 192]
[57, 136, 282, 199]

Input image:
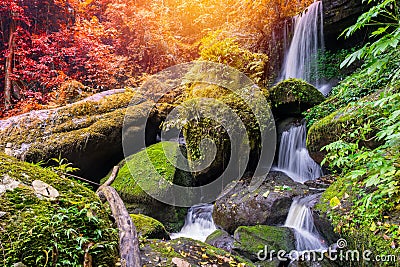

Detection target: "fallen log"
[96, 166, 142, 267]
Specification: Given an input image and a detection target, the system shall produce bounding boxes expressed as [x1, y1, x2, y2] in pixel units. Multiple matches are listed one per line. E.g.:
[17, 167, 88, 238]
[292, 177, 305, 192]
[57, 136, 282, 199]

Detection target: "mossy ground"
[0, 153, 118, 266]
[140, 237, 255, 266]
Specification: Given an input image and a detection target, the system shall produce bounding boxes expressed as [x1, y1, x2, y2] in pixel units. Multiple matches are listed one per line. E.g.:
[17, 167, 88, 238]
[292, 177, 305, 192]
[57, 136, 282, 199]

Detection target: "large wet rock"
[0, 88, 160, 181]
[307, 92, 380, 164]
[0, 153, 118, 266]
[233, 225, 295, 261]
[104, 141, 194, 232]
[180, 82, 274, 187]
[213, 171, 309, 233]
[268, 79, 325, 118]
[140, 237, 255, 266]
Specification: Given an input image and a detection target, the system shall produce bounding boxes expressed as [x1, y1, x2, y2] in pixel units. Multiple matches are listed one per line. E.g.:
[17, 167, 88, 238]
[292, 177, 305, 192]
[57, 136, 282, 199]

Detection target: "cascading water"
[170, 203, 217, 242]
[284, 194, 327, 252]
[276, 121, 323, 182]
[280, 1, 330, 96]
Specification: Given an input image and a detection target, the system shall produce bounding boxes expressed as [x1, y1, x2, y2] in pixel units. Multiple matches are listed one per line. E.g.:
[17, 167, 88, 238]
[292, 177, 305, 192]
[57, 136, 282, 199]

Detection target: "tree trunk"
[96, 167, 142, 267]
[4, 21, 15, 108]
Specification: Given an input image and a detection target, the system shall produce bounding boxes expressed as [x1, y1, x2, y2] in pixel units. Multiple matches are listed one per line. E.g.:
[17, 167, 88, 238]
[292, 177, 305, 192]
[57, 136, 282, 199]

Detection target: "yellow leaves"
[329, 196, 341, 208]
[370, 221, 377, 232]
[201, 253, 209, 259]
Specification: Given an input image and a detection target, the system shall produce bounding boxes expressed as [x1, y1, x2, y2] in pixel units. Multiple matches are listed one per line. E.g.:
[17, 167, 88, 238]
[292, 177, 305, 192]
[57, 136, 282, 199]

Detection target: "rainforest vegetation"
[0, 0, 399, 266]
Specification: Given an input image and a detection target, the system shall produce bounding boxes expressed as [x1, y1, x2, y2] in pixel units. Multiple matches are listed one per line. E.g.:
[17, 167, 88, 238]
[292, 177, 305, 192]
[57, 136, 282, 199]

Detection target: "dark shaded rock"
[313, 211, 340, 247]
[304, 175, 334, 190]
[130, 214, 170, 240]
[233, 225, 295, 261]
[140, 237, 255, 266]
[213, 171, 309, 233]
[0, 89, 161, 181]
[269, 79, 325, 118]
[205, 229, 235, 252]
[323, 0, 368, 50]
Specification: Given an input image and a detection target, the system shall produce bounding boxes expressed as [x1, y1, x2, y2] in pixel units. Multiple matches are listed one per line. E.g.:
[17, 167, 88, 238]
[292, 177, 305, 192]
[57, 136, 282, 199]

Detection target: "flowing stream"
[284, 194, 327, 252]
[170, 203, 217, 242]
[280, 1, 331, 95]
[276, 121, 323, 182]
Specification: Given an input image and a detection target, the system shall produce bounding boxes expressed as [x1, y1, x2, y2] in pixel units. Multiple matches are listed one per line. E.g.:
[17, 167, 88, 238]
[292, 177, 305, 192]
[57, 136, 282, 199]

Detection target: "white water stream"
[284, 194, 327, 252]
[276, 122, 323, 182]
[280, 1, 331, 96]
[170, 203, 217, 242]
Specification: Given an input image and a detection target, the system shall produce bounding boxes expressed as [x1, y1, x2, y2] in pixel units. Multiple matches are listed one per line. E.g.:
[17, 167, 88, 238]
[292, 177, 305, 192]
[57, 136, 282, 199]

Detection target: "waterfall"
[284, 194, 327, 252]
[170, 203, 217, 242]
[280, 1, 330, 95]
[276, 122, 322, 182]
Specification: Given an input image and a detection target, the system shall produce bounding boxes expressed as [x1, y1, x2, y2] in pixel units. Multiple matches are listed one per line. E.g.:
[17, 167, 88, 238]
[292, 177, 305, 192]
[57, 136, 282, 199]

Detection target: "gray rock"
[213, 171, 309, 233]
[205, 229, 234, 252]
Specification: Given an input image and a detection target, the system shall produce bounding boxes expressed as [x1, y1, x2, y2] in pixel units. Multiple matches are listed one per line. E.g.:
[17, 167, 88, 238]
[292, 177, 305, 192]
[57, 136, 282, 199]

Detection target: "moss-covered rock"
[233, 225, 295, 261]
[130, 214, 169, 240]
[269, 78, 325, 117]
[205, 229, 234, 252]
[179, 82, 273, 185]
[104, 141, 193, 232]
[213, 171, 309, 233]
[0, 153, 118, 266]
[140, 237, 255, 266]
[0, 89, 160, 181]
[306, 92, 380, 164]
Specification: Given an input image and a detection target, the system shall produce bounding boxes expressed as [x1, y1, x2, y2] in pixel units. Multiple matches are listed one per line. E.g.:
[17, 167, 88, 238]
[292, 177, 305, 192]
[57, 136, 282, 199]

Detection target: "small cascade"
[170, 203, 217, 242]
[276, 121, 322, 182]
[284, 194, 327, 252]
[280, 1, 330, 95]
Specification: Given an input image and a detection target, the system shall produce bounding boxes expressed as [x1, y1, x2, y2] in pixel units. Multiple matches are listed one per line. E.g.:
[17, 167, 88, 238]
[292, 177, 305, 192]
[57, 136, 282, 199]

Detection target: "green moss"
[103, 141, 191, 232]
[233, 225, 295, 260]
[130, 214, 169, 239]
[269, 78, 325, 108]
[105, 141, 193, 202]
[177, 82, 271, 181]
[0, 153, 118, 266]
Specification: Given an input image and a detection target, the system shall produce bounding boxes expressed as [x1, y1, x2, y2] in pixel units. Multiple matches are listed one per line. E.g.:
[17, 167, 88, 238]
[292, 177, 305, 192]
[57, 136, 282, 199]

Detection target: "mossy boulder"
[269, 78, 325, 117]
[233, 225, 295, 261]
[105, 141, 194, 232]
[306, 92, 380, 164]
[205, 229, 235, 252]
[0, 89, 161, 181]
[130, 214, 169, 240]
[140, 237, 255, 266]
[180, 83, 273, 186]
[0, 153, 118, 266]
[213, 171, 309, 233]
